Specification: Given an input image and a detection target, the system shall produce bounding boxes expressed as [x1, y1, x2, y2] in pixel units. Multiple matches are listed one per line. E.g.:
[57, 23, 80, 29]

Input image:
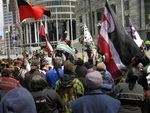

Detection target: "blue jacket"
[46, 68, 64, 88]
[0, 87, 37, 113]
[70, 90, 120, 113]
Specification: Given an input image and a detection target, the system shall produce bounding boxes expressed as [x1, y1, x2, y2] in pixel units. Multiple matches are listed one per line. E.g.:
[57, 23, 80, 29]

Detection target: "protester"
[46, 57, 64, 88]
[12, 65, 26, 87]
[75, 58, 88, 78]
[70, 71, 120, 113]
[24, 59, 45, 91]
[84, 44, 92, 59]
[0, 87, 37, 113]
[96, 62, 114, 91]
[30, 75, 63, 113]
[55, 60, 84, 113]
[0, 69, 21, 92]
[109, 67, 145, 113]
[84, 61, 95, 73]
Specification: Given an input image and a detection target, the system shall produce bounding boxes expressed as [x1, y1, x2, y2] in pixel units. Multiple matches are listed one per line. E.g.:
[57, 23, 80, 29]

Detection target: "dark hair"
[12, 67, 20, 76]
[127, 67, 139, 82]
[30, 75, 48, 92]
[1, 69, 11, 77]
[75, 58, 84, 65]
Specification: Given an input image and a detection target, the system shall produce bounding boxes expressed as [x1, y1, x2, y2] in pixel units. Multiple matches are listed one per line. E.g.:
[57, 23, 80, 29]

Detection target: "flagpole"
[70, 1, 73, 47]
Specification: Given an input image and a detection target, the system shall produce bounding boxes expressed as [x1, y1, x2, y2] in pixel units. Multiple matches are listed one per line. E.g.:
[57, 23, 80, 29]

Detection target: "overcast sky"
[0, 0, 4, 38]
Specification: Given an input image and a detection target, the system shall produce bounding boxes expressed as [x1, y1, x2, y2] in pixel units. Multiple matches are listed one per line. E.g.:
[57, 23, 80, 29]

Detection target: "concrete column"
[26, 24, 29, 44]
[94, 10, 98, 38]
[29, 23, 32, 44]
[67, 20, 70, 39]
[140, 0, 145, 28]
[34, 22, 37, 43]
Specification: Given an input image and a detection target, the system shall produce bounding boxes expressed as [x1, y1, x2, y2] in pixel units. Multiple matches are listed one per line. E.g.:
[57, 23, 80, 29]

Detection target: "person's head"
[1, 69, 12, 77]
[88, 58, 93, 65]
[63, 60, 74, 74]
[85, 71, 103, 90]
[96, 62, 106, 71]
[127, 67, 139, 83]
[84, 62, 94, 72]
[14, 60, 21, 67]
[52, 57, 63, 68]
[30, 59, 40, 70]
[75, 58, 84, 66]
[12, 67, 20, 77]
[120, 67, 128, 76]
[0, 87, 37, 113]
[31, 75, 48, 92]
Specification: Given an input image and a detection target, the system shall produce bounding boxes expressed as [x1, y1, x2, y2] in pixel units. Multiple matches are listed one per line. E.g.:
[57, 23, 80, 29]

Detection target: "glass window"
[125, 15, 130, 27]
[79, 16, 82, 23]
[124, 0, 129, 11]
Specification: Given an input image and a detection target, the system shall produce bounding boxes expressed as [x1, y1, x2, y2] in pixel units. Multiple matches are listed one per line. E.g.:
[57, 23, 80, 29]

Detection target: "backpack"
[100, 71, 114, 88]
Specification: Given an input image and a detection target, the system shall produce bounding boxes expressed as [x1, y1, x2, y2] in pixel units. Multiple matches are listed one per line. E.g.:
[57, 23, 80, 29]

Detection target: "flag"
[97, 1, 145, 79]
[46, 37, 53, 54]
[129, 19, 143, 47]
[84, 24, 97, 59]
[39, 22, 53, 54]
[17, 0, 51, 22]
[56, 43, 76, 59]
[39, 22, 47, 37]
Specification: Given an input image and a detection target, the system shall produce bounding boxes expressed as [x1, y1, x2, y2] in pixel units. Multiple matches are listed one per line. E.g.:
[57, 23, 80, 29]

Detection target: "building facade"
[20, 0, 77, 51]
[3, 0, 21, 57]
[76, 0, 150, 42]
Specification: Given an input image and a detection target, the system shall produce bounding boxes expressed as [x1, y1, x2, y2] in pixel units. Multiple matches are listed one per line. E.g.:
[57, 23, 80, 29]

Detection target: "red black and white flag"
[39, 22, 53, 54]
[97, 1, 145, 79]
[129, 19, 143, 47]
[39, 22, 47, 37]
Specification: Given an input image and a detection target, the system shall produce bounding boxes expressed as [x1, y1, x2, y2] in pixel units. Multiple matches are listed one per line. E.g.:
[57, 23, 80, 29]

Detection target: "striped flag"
[129, 19, 143, 47]
[45, 37, 53, 54]
[39, 22, 47, 37]
[39, 22, 53, 54]
[97, 1, 144, 79]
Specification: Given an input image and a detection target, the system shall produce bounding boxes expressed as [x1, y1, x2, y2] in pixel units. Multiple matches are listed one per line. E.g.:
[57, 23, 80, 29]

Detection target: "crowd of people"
[0, 41, 150, 113]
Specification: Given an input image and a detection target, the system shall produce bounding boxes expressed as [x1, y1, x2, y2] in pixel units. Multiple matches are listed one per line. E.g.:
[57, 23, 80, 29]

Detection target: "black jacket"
[31, 87, 63, 113]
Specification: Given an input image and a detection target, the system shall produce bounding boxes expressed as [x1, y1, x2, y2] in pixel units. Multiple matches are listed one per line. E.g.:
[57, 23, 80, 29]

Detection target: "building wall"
[76, 0, 150, 42]
[21, 0, 77, 49]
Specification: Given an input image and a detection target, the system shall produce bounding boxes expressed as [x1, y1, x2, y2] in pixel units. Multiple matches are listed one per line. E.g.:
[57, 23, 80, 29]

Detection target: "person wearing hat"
[0, 69, 22, 92]
[70, 71, 120, 113]
[0, 87, 37, 113]
[84, 61, 95, 73]
[96, 62, 114, 91]
[24, 59, 45, 91]
[55, 60, 84, 113]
